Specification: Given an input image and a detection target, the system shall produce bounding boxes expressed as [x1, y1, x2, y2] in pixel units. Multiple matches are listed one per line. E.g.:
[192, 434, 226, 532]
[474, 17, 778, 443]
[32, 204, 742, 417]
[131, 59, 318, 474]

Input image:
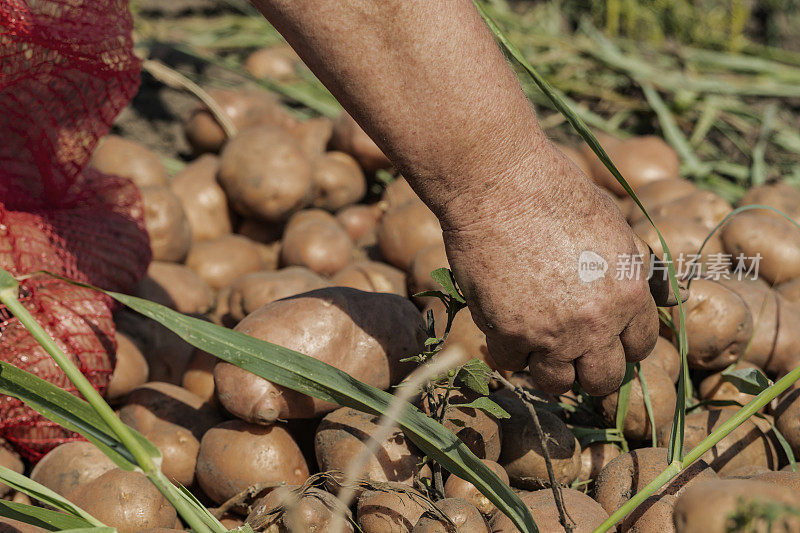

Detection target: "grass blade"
[615, 364, 634, 453]
[637, 363, 658, 446]
[0, 500, 95, 531]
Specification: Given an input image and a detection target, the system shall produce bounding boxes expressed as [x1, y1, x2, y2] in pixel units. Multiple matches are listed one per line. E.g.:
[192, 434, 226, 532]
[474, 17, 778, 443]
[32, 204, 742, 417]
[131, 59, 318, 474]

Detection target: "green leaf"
[430, 268, 466, 303]
[0, 500, 95, 531]
[637, 363, 658, 446]
[456, 359, 493, 396]
[721, 367, 772, 395]
[413, 290, 448, 304]
[88, 288, 535, 533]
[570, 427, 625, 448]
[0, 362, 158, 471]
[0, 465, 103, 527]
[758, 415, 797, 472]
[451, 397, 511, 419]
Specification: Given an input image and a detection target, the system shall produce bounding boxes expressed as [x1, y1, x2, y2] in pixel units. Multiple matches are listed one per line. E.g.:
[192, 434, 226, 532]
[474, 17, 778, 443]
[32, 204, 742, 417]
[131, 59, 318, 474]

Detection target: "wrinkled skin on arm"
[250, 0, 673, 395]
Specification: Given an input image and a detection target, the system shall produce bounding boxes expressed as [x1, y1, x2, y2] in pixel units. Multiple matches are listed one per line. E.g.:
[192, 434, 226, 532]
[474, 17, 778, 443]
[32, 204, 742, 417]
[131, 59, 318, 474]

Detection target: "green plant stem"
[594, 363, 800, 533]
[0, 276, 220, 533]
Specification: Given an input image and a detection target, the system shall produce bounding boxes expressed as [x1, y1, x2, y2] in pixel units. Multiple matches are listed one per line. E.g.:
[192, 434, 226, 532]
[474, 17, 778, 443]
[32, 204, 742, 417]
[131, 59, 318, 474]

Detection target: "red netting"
[0, 0, 149, 461]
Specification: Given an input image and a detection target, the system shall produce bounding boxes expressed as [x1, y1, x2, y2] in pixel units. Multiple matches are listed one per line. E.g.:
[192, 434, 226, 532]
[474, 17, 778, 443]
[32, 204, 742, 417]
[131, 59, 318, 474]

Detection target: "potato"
[105, 330, 149, 404]
[170, 154, 232, 242]
[673, 479, 800, 532]
[280, 210, 354, 275]
[30, 441, 117, 498]
[336, 204, 383, 243]
[419, 388, 502, 461]
[670, 279, 752, 371]
[646, 336, 681, 383]
[774, 389, 800, 459]
[141, 185, 192, 262]
[310, 151, 366, 211]
[227, 267, 330, 322]
[699, 360, 762, 409]
[136, 261, 214, 315]
[601, 360, 676, 441]
[582, 135, 680, 196]
[185, 235, 265, 290]
[0, 445, 23, 498]
[659, 409, 778, 474]
[357, 486, 428, 533]
[716, 278, 779, 369]
[291, 116, 334, 159]
[329, 111, 392, 172]
[738, 182, 800, 223]
[381, 176, 419, 209]
[492, 392, 581, 489]
[444, 460, 509, 516]
[246, 485, 353, 533]
[632, 216, 727, 271]
[751, 470, 800, 491]
[378, 201, 443, 271]
[412, 498, 489, 532]
[196, 420, 309, 504]
[620, 494, 676, 533]
[766, 295, 800, 375]
[88, 135, 167, 188]
[626, 179, 698, 225]
[578, 442, 621, 482]
[490, 488, 608, 533]
[218, 125, 312, 222]
[594, 447, 716, 515]
[143, 423, 200, 487]
[184, 89, 297, 154]
[721, 211, 800, 284]
[645, 190, 732, 230]
[408, 243, 449, 300]
[69, 469, 177, 533]
[0, 517, 50, 533]
[776, 277, 800, 302]
[245, 44, 300, 81]
[181, 350, 218, 405]
[331, 260, 406, 296]
[316, 407, 421, 486]
[214, 288, 425, 422]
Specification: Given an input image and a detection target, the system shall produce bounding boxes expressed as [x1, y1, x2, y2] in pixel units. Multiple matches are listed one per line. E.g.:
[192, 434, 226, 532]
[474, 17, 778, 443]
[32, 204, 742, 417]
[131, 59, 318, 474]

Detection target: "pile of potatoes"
[8, 48, 800, 533]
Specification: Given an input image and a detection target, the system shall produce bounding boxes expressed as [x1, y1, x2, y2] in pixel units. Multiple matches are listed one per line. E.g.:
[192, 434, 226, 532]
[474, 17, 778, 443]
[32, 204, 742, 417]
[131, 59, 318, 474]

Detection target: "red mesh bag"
[0, 0, 150, 460]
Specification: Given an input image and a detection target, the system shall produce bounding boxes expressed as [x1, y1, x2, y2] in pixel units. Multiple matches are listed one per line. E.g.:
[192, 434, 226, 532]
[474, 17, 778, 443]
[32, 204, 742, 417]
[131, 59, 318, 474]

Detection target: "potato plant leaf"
[456, 359, 493, 396]
[0, 500, 95, 531]
[721, 367, 772, 396]
[430, 268, 466, 304]
[451, 397, 511, 419]
[570, 427, 625, 448]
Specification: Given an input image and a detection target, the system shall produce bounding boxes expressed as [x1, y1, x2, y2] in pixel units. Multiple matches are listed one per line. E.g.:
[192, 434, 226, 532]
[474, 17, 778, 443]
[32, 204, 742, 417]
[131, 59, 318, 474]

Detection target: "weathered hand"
[441, 142, 672, 396]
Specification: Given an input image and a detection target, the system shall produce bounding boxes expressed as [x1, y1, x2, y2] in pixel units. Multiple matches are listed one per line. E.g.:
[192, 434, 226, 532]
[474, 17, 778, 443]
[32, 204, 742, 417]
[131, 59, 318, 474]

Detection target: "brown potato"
[377, 201, 443, 271]
[246, 485, 353, 533]
[646, 336, 681, 383]
[105, 330, 149, 404]
[0, 445, 23, 498]
[185, 235, 265, 290]
[673, 479, 800, 532]
[329, 111, 392, 172]
[141, 185, 192, 262]
[738, 182, 800, 223]
[716, 278, 779, 369]
[336, 204, 383, 243]
[170, 154, 232, 242]
[196, 420, 310, 504]
[381, 177, 419, 209]
[357, 486, 428, 533]
[291, 116, 334, 159]
[227, 267, 330, 322]
[490, 488, 608, 533]
[316, 407, 421, 486]
[218, 125, 312, 222]
[144, 423, 200, 487]
[492, 392, 581, 489]
[412, 498, 489, 532]
[69, 469, 177, 533]
[310, 151, 366, 211]
[280, 210, 354, 275]
[776, 277, 800, 302]
[766, 295, 800, 375]
[620, 494, 676, 533]
[670, 279, 752, 371]
[594, 447, 716, 515]
[331, 260, 407, 296]
[582, 135, 680, 196]
[774, 389, 800, 460]
[722, 211, 800, 284]
[181, 350, 218, 405]
[626, 179, 698, 225]
[444, 460, 509, 516]
[184, 89, 297, 154]
[88, 135, 167, 188]
[659, 409, 778, 474]
[751, 470, 800, 491]
[30, 441, 117, 499]
[136, 261, 214, 315]
[245, 44, 300, 81]
[578, 442, 621, 482]
[600, 360, 676, 441]
[699, 360, 762, 409]
[419, 388, 502, 461]
[408, 243, 449, 301]
[646, 190, 732, 230]
[633, 216, 726, 271]
[214, 288, 425, 422]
